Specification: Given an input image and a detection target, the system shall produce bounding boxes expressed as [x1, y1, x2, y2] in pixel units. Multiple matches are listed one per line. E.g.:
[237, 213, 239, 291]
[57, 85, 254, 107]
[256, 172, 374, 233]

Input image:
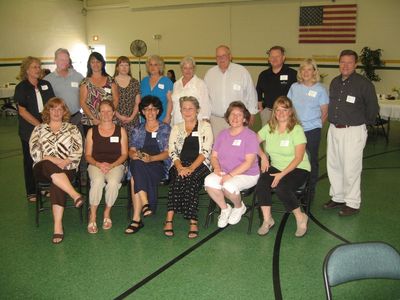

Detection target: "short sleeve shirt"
[213, 127, 260, 176]
[258, 124, 310, 172]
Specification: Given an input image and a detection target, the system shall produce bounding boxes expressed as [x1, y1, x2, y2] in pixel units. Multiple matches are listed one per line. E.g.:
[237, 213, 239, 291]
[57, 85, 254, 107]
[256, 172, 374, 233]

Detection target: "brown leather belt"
[334, 124, 350, 128]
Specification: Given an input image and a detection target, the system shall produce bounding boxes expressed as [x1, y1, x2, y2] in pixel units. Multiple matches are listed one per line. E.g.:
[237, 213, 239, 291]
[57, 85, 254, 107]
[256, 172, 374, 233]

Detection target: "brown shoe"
[339, 206, 359, 216]
[323, 200, 345, 209]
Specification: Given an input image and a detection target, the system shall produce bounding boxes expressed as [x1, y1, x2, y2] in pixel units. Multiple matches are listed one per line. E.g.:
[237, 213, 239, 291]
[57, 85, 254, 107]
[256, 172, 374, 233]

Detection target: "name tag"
[158, 83, 164, 89]
[152, 132, 157, 138]
[346, 95, 356, 103]
[104, 87, 111, 94]
[308, 90, 317, 98]
[192, 131, 199, 137]
[110, 136, 119, 143]
[280, 75, 288, 81]
[232, 139, 241, 146]
[71, 82, 79, 88]
[41, 85, 48, 90]
[280, 140, 289, 147]
[233, 84, 241, 91]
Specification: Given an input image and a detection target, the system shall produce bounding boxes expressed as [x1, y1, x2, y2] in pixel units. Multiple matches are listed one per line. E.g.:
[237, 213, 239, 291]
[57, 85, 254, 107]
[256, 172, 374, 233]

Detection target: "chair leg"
[247, 193, 257, 234]
[36, 189, 40, 227]
[204, 199, 216, 228]
[127, 181, 132, 221]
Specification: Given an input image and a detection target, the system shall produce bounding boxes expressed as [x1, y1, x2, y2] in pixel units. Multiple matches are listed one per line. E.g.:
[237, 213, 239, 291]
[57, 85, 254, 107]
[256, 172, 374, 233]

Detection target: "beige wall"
[1, 0, 399, 93]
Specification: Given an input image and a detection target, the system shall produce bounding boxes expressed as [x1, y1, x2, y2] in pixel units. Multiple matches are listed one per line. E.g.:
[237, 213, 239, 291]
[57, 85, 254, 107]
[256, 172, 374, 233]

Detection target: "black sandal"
[188, 222, 199, 239]
[164, 220, 174, 237]
[125, 220, 144, 234]
[73, 196, 85, 208]
[142, 204, 153, 217]
[52, 233, 64, 244]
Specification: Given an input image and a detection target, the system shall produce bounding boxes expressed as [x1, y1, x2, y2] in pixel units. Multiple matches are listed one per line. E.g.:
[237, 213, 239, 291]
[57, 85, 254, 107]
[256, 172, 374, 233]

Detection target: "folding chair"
[323, 242, 400, 300]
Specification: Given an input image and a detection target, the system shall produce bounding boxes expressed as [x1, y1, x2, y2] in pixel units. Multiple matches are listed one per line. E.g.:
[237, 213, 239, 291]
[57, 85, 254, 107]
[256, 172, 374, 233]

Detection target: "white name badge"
[158, 83, 164, 89]
[192, 131, 199, 137]
[233, 84, 241, 91]
[152, 132, 157, 138]
[104, 88, 111, 94]
[346, 95, 356, 103]
[110, 136, 119, 143]
[280, 140, 289, 147]
[41, 85, 48, 90]
[232, 139, 242, 146]
[308, 90, 317, 98]
[71, 82, 79, 88]
[280, 75, 288, 81]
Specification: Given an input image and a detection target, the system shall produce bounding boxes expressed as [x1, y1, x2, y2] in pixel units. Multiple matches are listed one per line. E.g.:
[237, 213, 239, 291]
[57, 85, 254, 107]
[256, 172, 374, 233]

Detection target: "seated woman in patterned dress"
[29, 97, 83, 244]
[113, 56, 141, 139]
[163, 96, 213, 238]
[125, 96, 171, 234]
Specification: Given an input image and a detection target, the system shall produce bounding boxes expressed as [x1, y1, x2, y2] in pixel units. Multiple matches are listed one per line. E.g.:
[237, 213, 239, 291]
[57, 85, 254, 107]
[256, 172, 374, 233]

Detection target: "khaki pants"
[210, 115, 230, 138]
[259, 108, 272, 126]
[327, 124, 367, 209]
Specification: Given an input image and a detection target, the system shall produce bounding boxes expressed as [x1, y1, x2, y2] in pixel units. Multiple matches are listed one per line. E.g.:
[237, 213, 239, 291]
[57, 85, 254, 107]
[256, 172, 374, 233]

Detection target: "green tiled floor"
[0, 116, 399, 299]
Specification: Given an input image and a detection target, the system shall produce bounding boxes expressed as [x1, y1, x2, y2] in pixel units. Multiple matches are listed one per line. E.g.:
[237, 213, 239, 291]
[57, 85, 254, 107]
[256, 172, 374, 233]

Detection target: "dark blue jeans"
[305, 128, 322, 195]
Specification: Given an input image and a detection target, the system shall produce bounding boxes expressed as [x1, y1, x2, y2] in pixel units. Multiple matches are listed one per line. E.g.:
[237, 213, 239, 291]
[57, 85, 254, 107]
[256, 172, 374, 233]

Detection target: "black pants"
[255, 166, 309, 212]
[21, 139, 35, 196]
[305, 128, 321, 194]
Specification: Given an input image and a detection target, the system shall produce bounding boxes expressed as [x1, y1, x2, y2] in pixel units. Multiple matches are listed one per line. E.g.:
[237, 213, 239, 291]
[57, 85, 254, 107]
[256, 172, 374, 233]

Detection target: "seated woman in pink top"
[204, 101, 260, 228]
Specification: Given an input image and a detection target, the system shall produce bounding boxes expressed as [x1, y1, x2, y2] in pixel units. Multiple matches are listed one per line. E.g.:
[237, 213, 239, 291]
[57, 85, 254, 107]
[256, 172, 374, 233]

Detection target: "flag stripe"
[299, 39, 356, 43]
[299, 4, 357, 43]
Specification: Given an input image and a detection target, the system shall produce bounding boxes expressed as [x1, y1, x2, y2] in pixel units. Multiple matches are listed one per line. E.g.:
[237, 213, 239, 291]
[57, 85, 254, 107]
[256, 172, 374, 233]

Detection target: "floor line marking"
[114, 227, 225, 299]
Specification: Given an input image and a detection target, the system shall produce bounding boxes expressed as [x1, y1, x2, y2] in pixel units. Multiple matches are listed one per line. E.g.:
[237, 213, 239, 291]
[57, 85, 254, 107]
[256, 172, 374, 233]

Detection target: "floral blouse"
[168, 120, 213, 169]
[29, 123, 83, 170]
[80, 75, 114, 126]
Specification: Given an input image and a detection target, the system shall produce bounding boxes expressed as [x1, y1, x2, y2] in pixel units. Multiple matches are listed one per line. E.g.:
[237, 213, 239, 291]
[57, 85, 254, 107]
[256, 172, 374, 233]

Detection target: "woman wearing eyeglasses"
[125, 95, 171, 234]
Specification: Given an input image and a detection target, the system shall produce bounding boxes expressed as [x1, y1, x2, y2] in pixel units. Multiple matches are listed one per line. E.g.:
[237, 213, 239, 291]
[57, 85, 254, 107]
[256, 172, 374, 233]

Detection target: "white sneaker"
[217, 204, 232, 228]
[228, 202, 247, 225]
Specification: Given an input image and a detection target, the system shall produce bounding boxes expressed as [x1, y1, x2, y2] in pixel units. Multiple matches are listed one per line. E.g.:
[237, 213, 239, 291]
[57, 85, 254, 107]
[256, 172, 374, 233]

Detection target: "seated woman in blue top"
[125, 96, 171, 234]
[287, 58, 328, 199]
[256, 96, 311, 238]
[140, 55, 173, 124]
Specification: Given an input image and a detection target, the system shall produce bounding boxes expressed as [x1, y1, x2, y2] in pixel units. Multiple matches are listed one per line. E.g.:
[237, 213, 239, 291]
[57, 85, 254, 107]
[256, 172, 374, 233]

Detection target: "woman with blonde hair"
[14, 56, 55, 202]
[140, 55, 173, 124]
[30, 97, 83, 244]
[287, 58, 328, 199]
[256, 96, 310, 237]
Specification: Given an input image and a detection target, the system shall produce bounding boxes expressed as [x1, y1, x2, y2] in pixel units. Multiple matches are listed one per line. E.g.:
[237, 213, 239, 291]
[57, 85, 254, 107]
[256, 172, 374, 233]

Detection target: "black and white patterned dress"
[167, 122, 211, 220]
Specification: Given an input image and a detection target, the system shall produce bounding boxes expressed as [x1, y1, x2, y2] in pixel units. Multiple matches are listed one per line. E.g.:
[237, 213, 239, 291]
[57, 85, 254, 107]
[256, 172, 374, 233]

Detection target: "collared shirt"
[14, 79, 55, 141]
[256, 64, 297, 109]
[171, 75, 211, 125]
[288, 82, 329, 131]
[168, 120, 213, 169]
[45, 69, 84, 114]
[328, 72, 379, 126]
[204, 62, 258, 117]
[29, 122, 83, 170]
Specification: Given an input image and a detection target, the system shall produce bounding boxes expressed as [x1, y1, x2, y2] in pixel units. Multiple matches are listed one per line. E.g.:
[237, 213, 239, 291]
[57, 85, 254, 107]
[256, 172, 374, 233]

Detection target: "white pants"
[259, 108, 272, 126]
[88, 164, 125, 207]
[204, 172, 259, 195]
[210, 115, 230, 138]
[327, 124, 367, 209]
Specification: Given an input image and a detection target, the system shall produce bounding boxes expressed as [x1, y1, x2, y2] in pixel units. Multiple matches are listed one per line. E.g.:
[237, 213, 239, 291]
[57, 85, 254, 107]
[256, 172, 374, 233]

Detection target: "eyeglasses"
[143, 107, 158, 112]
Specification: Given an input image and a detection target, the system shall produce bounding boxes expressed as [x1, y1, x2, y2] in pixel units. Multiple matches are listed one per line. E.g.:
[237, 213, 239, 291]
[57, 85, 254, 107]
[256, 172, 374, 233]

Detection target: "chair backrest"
[323, 242, 400, 299]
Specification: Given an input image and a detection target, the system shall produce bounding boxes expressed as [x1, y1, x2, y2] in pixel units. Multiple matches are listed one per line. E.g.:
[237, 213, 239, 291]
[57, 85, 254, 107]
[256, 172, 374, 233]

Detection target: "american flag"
[299, 4, 357, 44]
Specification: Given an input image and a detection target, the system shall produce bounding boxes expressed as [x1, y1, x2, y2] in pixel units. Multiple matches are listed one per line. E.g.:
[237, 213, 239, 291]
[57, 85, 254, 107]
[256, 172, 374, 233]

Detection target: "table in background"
[0, 86, 15, 99]
[379, 99, 400, 120]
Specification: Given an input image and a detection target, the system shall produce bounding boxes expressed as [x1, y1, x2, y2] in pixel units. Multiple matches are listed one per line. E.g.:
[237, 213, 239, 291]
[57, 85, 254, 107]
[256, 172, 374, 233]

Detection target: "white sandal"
[87, 222, 98, 234]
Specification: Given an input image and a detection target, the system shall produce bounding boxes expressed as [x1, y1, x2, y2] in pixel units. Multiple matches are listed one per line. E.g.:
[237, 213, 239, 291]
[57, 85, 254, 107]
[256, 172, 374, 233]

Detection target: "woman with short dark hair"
[125, 95, 171, 234]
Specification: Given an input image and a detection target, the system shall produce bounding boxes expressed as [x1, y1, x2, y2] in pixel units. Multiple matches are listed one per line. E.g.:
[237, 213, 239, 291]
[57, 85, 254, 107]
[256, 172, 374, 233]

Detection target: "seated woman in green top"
[256, 96, 311, 238]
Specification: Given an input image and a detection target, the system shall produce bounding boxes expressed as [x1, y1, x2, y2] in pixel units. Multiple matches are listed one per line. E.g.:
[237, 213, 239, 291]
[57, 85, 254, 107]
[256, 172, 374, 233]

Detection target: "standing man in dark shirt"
[324, 49, 379, 216]
[256, 46, 297, 125]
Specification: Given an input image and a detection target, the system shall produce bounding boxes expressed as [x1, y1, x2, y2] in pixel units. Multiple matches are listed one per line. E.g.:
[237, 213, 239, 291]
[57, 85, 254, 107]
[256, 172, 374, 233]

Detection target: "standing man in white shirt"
[204, 45, 258, 137]
[45, 48, 84, 127]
